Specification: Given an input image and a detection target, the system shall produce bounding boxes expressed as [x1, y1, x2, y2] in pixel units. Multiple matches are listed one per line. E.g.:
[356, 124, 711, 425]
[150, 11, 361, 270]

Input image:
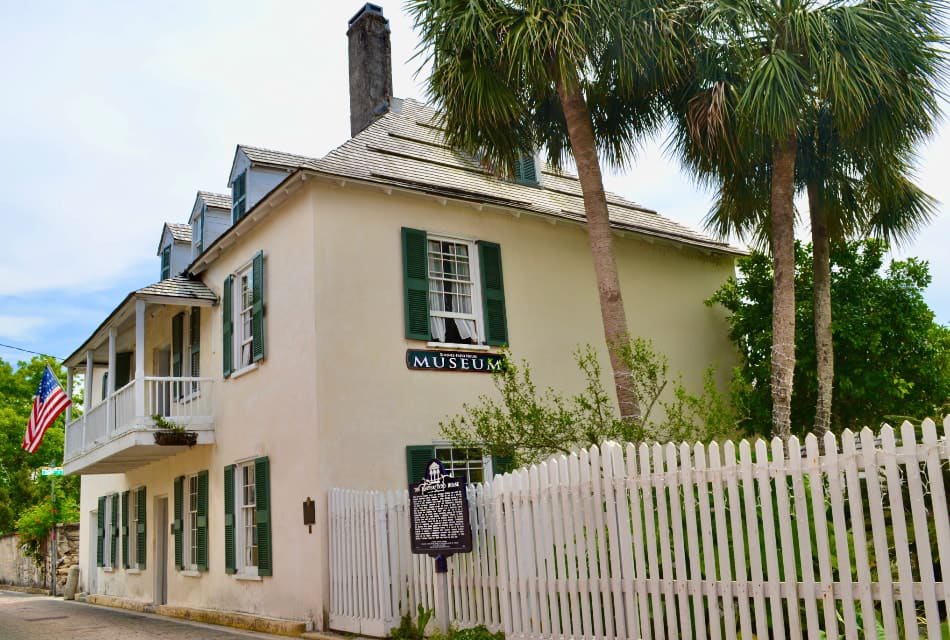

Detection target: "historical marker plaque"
[409, 459, 473, 555]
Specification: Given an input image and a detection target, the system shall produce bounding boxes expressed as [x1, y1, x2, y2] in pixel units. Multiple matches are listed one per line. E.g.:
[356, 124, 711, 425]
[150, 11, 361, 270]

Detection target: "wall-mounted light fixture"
[303, 497, 316, 534]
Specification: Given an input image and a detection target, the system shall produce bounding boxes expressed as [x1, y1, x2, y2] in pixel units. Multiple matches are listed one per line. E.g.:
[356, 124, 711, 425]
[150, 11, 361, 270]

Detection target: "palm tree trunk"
[556, 76, 641, 422]
[770, 134, 797, 440]
[808, 181, 834, 438]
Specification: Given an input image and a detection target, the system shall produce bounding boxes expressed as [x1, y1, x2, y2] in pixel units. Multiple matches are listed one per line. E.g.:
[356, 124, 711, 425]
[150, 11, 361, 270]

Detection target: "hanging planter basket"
[153, 430, 198, 447]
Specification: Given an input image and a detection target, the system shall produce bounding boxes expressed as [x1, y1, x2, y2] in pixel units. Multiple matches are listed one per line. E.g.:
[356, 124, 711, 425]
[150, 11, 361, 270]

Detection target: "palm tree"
[407, 0, 693, 423]
[669, 0, 945, 438]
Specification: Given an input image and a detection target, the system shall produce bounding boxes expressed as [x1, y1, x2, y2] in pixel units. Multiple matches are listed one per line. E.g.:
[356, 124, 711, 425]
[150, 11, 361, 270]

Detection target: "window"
[128, 489, 137, 567]
[96, 493, 119, 568]
[161, 245, 171, 280]
[406, 445, 507, 484]
[428, 238, 480, 344]
[402, 228, 508, 346]
[224, 457, 271, 576]
[239, 462, 258, 570]
[223, 252, 265, 378]
[174, 473, 206, 572]
[232, 172, 247, 222]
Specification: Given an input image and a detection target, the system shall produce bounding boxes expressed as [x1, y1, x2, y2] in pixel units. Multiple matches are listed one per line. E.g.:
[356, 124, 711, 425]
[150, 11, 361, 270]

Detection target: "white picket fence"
[329, 418, 950, 639]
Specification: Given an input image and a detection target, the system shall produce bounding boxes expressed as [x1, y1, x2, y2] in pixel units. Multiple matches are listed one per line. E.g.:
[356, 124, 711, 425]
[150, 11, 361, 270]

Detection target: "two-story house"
[61, 3, 742, 632]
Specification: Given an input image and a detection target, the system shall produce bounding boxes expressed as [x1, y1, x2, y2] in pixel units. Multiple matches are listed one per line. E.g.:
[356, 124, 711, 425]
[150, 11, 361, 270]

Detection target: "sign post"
[40, 467, 63, 596]
[409, 459, 473, 634]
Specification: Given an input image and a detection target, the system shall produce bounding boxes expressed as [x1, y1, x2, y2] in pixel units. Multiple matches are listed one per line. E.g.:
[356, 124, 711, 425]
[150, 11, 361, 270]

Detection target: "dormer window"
[513, 155, 538, 185]
[232, 172, 247, 223]
[161, 246, 171, 280]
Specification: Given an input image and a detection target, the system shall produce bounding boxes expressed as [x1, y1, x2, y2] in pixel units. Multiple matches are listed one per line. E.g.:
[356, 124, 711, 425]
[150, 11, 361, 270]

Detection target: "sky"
[0, 1, 947, 366]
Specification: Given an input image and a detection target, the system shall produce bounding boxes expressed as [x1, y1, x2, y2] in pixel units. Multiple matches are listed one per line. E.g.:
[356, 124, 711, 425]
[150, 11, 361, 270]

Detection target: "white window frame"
[433, 444, 491, 484]
[233, 460, 258, 576]
[181, 473, 199, 571]
[231, 262, 256, 375]
[103, 495, 115, 570]
[426, 234, 485, 347]
[128, 489, 138, 569]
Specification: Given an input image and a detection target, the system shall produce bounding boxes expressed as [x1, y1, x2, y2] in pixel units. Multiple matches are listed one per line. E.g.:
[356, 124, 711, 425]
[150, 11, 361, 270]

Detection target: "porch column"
[65, 368, 73, 424]
[134, 300, 146, 421]
[84, 351, 94, 413]
[107, 326, 117, 433]
[84, 350, 93, 449]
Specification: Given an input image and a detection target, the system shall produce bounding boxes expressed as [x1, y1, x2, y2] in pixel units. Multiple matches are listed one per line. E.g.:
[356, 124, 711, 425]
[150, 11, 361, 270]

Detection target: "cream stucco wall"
[76, 177, 736, 629]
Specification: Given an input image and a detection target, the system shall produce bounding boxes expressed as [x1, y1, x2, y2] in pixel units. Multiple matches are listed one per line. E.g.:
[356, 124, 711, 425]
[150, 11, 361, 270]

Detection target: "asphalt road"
[0, 590, 292, 640]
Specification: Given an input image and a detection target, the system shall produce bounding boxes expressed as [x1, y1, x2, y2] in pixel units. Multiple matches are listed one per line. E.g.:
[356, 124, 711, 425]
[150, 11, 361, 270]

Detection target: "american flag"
[22, 366, 71, 454]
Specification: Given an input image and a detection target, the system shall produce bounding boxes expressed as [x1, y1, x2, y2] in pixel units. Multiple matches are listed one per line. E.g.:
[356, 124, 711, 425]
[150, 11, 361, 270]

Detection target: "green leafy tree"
[669, 0, 945, 439]
[709, 240, 950, 435]
[0, 356, 80, 534]
[408, 0, 694, 422]
[440, 341, 738, 467]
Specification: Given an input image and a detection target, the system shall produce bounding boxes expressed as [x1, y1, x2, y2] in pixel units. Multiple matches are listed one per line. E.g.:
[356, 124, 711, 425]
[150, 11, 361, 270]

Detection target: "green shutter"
[111, 494, 119, 567]
[190, 309, 201, 377]
[136, 486, 146, 568]
[196, 206, 205, 254]
[251, 251, 265, 362]
[232, 172, 247, 222]
[161, 246, 171, 280]
[121, 491, 130, 569]
[173, 476, 183, 570]
[101, 372, 108, 401]
[402, 227, 431, 340]
[478, 241, 509, 345]
[223, 275, 234, 378]
[224, 464, 236, 574]
[493, 455, 516, 476]
[115, 352, 133, 390]
[255, 456, 272, 576]
[96, 496, 105, 567]
[197, 470, 209, 571]
[514, 155, 538, 184]
[406, 445, 436, 485]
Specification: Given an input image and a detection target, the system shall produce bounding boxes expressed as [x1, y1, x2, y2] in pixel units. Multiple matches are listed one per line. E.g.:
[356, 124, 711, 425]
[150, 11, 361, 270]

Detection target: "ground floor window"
[406, 445, 493, 484]
[128, 489, 138, 566]
[184, 474, 199, 570]
[238, 461, 258, 572]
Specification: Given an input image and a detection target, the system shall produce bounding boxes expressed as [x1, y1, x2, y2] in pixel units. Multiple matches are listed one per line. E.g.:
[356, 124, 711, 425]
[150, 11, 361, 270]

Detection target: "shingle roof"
[136, 276, 217, 302]
[166, 223, 192, 243]
[197, 191, 231, 210]
[295, 98, 741, 254]
[241, 145, 316, 169]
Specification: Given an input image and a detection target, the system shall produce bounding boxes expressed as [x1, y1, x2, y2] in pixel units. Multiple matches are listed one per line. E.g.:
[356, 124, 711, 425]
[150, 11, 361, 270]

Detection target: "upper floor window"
[402, 228, 508, 347]
[223, 251, 265, 378]
[232, 172, 247, 223]
[161, 245, 171, 280]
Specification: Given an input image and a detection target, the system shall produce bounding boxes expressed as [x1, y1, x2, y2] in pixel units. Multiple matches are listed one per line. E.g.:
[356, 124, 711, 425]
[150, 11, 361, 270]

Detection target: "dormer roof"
[189, 191, 232, 224]
[156, 223, 191, 255]
[227, 145, 312, 186]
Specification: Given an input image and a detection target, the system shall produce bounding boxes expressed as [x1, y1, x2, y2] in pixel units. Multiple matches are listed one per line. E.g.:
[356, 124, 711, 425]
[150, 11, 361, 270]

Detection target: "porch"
[62, 277, 218, 475]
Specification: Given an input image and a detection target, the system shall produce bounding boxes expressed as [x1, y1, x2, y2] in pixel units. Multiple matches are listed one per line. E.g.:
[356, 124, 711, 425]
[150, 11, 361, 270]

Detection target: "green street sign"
[40, 467, 64, 476]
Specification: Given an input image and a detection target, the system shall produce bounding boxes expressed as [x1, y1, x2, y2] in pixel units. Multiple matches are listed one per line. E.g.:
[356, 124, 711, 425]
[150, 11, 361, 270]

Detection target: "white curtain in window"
[454, 318, 477, 341]
[429, 289, 447, 342]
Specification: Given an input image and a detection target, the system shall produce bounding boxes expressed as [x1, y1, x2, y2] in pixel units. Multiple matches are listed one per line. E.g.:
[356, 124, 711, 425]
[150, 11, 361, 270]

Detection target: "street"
[0, 590, 293, 640]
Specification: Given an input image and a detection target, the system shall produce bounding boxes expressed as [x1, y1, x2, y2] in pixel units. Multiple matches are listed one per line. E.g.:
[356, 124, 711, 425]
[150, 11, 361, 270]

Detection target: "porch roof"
[63, 276, 217, 367]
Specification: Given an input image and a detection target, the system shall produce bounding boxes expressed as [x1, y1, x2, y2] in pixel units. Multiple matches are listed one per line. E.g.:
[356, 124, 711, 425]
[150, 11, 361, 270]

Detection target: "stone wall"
[0, 524, 79, 591]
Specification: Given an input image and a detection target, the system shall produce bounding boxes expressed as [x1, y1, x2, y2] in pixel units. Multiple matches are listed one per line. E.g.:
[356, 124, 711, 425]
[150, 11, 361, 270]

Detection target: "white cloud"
[0, 315, 50, 342]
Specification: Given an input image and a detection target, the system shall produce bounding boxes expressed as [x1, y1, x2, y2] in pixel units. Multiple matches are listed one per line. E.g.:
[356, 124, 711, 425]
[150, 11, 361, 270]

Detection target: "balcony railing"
[64, 376, 214, 472]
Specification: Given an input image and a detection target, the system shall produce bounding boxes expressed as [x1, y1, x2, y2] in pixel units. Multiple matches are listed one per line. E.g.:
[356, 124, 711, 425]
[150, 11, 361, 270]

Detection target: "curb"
[84, 594, 308, 637]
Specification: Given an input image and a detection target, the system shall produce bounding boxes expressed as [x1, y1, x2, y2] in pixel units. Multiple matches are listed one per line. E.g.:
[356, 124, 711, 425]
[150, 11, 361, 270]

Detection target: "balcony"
[64, 376, 215, 475]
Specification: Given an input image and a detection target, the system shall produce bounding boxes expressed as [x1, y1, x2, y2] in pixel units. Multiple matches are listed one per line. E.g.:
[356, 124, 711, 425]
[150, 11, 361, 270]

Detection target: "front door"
[154, 496, 168, 605]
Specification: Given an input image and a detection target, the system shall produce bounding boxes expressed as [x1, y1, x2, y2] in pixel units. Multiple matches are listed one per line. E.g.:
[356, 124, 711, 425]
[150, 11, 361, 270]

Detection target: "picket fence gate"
[329, 418, 950, 639]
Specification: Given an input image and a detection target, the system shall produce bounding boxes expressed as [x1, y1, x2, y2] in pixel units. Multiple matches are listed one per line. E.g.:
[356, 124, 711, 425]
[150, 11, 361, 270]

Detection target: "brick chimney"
[347, 3, 393, 138]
